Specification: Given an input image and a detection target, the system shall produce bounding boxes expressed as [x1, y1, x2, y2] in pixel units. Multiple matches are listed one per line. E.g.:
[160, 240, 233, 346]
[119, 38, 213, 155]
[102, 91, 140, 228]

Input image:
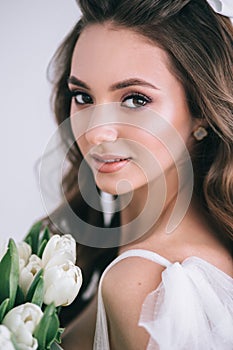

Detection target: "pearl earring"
[193, 126, 208, 141]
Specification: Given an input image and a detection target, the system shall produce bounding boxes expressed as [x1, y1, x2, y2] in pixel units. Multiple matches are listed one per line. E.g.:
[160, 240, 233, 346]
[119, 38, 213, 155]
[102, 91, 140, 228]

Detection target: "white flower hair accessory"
[206, 0, 233, 17]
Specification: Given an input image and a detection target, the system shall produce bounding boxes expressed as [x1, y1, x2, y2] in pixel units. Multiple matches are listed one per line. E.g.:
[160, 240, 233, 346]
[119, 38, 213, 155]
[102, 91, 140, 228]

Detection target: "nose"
[84, 104, 119, 145]
[85, 125, 118, 145]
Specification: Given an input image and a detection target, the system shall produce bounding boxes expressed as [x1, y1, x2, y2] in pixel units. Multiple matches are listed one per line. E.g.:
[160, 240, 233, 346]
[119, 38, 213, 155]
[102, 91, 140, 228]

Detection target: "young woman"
[43, 0, 233, 349]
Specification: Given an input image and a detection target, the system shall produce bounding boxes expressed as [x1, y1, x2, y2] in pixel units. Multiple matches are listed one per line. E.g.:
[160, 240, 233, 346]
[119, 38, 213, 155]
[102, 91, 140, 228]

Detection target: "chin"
[96, 177, 148, 197]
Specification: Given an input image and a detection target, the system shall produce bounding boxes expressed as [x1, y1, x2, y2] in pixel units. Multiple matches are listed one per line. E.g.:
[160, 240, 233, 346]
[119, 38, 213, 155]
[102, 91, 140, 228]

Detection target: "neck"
[119, 164, 186, 246]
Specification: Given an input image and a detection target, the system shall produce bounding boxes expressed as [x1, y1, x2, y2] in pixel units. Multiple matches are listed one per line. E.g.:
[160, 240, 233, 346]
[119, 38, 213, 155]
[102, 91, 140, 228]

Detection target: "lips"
[91, 153, 131, 173]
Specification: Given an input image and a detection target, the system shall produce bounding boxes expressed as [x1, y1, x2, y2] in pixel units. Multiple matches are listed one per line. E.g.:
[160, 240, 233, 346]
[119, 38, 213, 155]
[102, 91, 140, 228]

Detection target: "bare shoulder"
[101, 227, 232, 349]
[102, 256, 165, 350]
[161, 228, 233, 278]
[175, 204, 233, 277]
[180, 242, 233, 277]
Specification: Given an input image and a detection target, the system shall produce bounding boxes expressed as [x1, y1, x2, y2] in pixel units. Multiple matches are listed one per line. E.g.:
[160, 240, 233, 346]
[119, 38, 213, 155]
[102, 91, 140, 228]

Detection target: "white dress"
[93, 249, 233, 350]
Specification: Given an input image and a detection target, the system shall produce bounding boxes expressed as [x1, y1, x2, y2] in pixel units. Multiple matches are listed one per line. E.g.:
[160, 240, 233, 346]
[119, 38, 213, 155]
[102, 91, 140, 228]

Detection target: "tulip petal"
[17, 242, 32, 268]
[19, 255, 42, 296]
[0, 325, 16, 350]
[43, 261, 82, 307]
[42, 235, 76, 268]
[2, 303, 43, 350]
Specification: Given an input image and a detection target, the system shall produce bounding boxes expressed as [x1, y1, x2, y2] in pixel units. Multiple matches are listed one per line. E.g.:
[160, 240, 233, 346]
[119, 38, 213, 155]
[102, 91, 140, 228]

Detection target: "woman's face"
[69, 23, 197, 195]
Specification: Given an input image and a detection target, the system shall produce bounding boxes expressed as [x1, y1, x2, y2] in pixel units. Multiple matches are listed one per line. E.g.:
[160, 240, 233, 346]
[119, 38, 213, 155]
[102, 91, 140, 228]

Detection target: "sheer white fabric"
[93, 249, 233, 350]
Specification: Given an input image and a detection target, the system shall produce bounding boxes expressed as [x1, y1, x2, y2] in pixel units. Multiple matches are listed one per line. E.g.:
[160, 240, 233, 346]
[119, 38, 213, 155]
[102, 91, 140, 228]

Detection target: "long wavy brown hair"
[44, 0, 233, 324]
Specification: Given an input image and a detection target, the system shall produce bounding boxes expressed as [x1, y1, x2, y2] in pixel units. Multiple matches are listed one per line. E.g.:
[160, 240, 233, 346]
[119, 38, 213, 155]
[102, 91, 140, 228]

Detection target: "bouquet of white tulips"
[0, 222, 83, 350]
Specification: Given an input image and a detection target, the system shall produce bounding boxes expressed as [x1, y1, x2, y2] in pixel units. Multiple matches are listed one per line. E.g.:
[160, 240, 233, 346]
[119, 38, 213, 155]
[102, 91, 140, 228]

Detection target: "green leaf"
[0, 239, 19, 311]
[34, 303, 60, 350]
[26, 269, 44, 302]
[25, 236, 32, 248]
[54, 328, 64, 344]
[41, 226, 50, 243]
[0, 298, 10, 322]
[31, 277, 44, 307]
[37, 239, 48, 259]
[56, 306, 62, 315]
[14, 286, 25, 306]
[45, 312, 60, 349]
[38, 227, 51, 258]
[24, 221, 42, 254]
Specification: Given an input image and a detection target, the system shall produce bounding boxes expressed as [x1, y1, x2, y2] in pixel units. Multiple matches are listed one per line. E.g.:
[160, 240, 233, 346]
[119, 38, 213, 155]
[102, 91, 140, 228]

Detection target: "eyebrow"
[67, 76, 90, 90]
[67, 76, 159, 91]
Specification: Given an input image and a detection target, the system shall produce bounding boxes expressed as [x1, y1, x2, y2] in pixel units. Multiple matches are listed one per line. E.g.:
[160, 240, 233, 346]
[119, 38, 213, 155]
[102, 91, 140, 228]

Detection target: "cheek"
[168, 109, 195, 153]
[173, 111, 193, 139]
[70, 103, 77, 135]
[136, 135, 173, 173]
[157, 109, 194, 155]
[130, 122, 190, 174]
[70, 102, 89, 148]
[70, 100, 77, 116]
[158, 104, 193, 138]
[152, 82, 194, 142]
[75, 135, 87, 157]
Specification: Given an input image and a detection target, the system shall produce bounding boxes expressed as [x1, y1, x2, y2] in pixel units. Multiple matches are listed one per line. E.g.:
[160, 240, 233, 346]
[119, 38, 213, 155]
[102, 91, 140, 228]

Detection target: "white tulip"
[2, 303, 43, 350]
[17, 242, 32, 270]
[42, 234, 76, 267]
[19, 255, 42, 296]
[43, 260, 82, 306]
[0, 325, 15, 350]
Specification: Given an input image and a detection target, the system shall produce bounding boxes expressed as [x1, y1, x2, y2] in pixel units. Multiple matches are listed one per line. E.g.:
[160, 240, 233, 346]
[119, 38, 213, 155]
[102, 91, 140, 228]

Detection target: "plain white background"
[0, 1, 81, 241]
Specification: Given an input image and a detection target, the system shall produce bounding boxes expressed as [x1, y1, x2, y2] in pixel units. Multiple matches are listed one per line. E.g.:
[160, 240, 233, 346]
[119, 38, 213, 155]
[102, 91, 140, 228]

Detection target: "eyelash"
[69, 90, 93, 105]
[68, 90, 152, 109]
[122, 92, 152, 108]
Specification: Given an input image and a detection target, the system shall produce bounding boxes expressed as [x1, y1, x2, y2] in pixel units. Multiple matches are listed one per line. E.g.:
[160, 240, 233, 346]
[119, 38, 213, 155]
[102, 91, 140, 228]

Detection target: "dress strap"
[102, 249, 171, 278]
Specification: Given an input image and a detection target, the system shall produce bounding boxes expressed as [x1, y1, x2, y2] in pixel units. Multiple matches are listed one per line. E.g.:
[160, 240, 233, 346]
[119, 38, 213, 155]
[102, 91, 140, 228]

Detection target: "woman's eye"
[71, 91, 93, 105]
[122, 94, 152, 109]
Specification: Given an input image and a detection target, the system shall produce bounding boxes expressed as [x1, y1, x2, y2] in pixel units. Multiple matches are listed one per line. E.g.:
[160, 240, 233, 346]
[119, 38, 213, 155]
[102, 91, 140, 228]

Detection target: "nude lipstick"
[91, 154, 131, 173]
